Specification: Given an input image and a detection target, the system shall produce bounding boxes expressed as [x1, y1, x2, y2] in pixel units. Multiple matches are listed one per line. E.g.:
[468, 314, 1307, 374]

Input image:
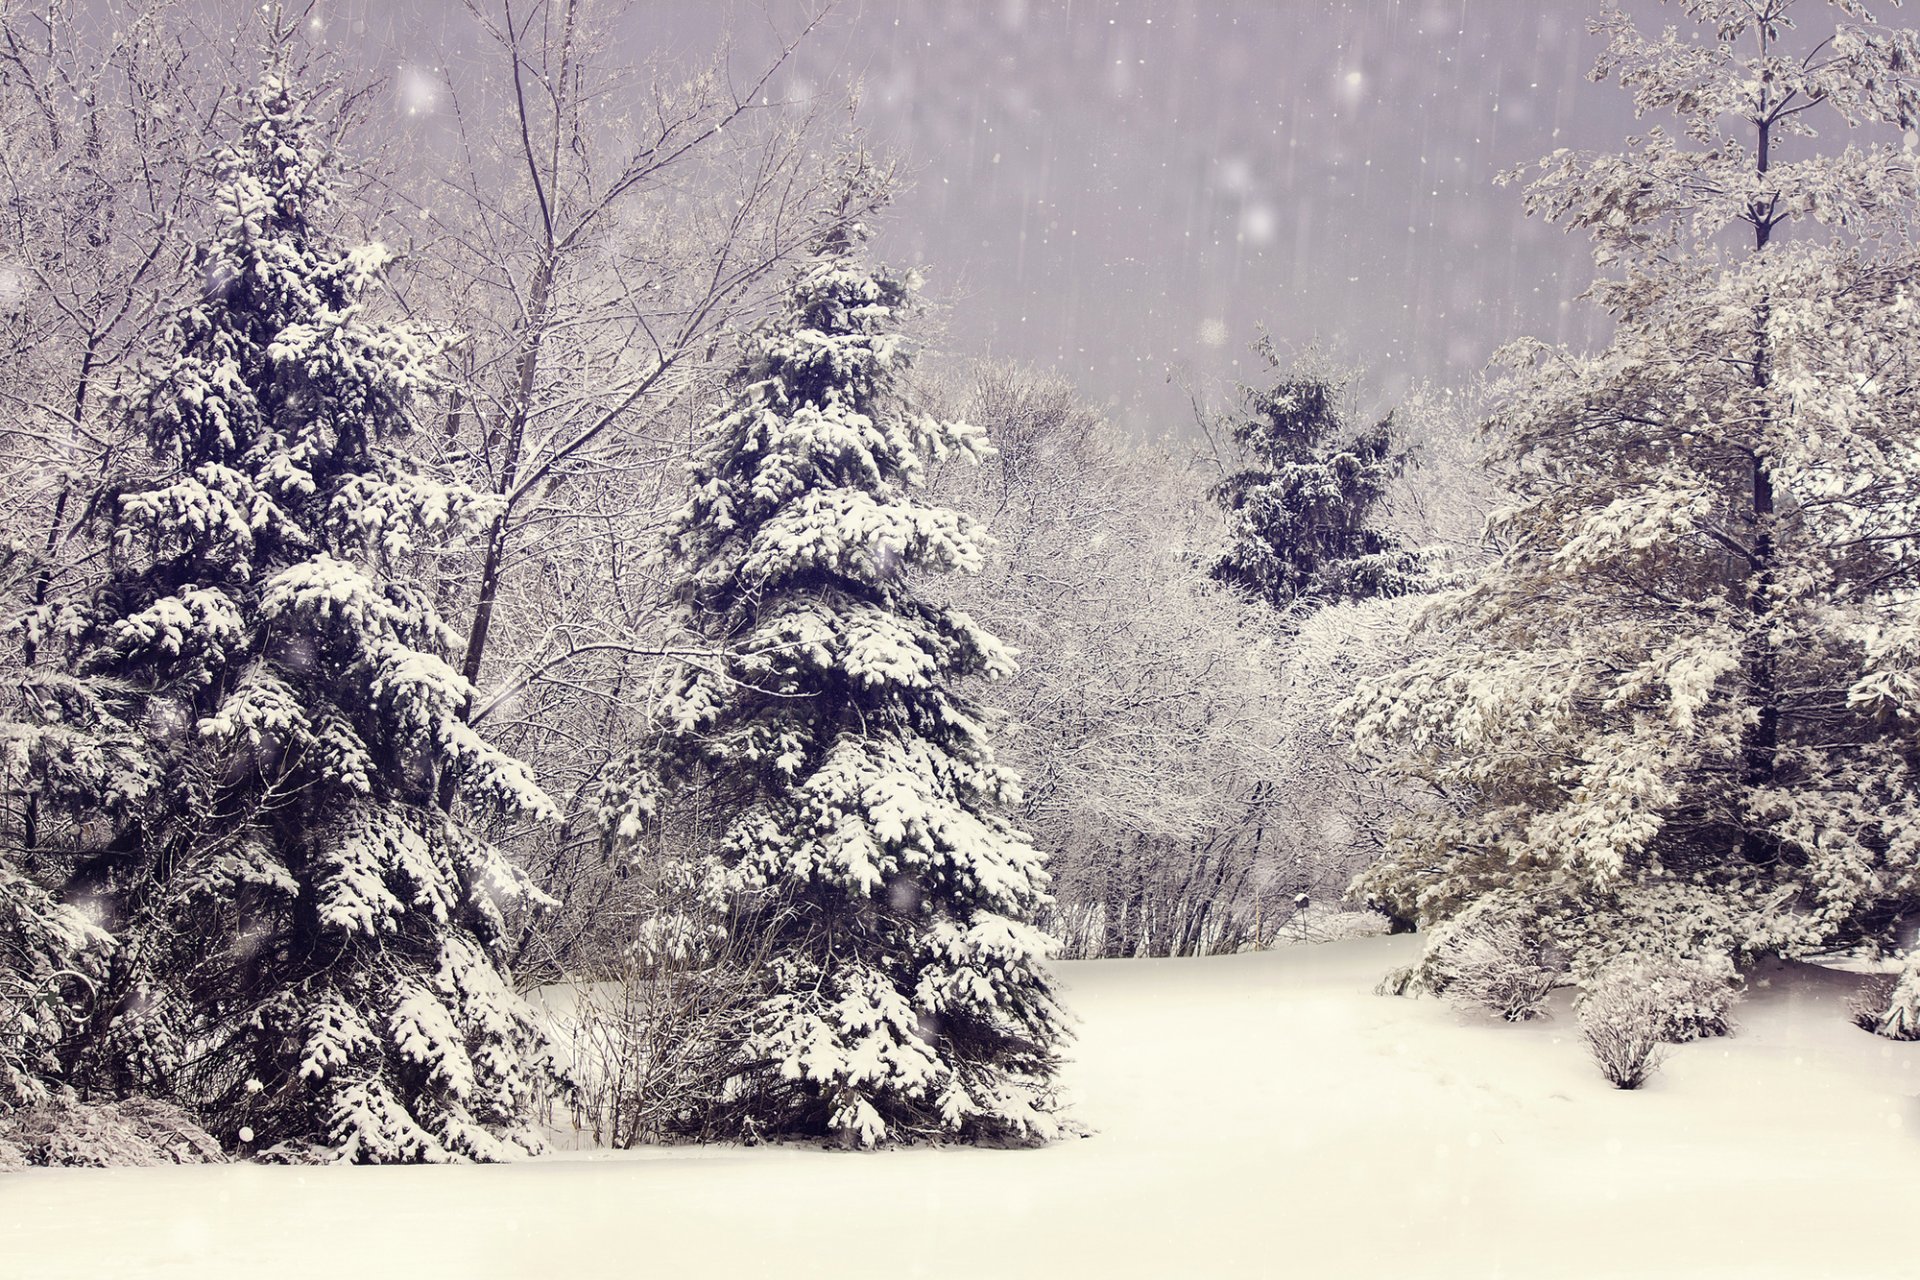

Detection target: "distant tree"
[928, 361, 1297, 958]
[58, 69, 556, 1161]
[606, 199, 1067, 1147]
[1347, 0, 1920, 1021]
[1208, 343, 1419, 613]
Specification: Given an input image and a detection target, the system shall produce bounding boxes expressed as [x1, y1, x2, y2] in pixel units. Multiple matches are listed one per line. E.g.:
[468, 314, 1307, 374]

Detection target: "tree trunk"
[1740, 98, 1780, 864]
[438, 256, 554, 810]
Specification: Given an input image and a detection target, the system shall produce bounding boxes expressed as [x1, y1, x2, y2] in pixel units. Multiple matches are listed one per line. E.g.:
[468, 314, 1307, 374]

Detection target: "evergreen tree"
[606, 204, 1067, 1147]
[59, 72, 557, 1160]
[1347, 1, 1920, 1015]
[1210, 344, 1419, 612]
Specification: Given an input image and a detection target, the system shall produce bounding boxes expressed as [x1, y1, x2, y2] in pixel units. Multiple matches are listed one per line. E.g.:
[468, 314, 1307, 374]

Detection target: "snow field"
[4, 934, 1916, 1279]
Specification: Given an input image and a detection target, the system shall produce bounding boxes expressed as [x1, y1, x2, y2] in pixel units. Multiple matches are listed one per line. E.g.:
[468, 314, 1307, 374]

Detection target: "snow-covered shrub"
[0, 1095, 223, 1167]
[1040, 852, 1266, 960]
[1553, 893, 1745, 1041]
[1041, 874, 1393, 959]
[1577, 969, 1667, 1091]
[0, 865, 109, 1110]
[1422, 900, 1560, 1022]
[1581, 948, 1741, 1038]
[1851, 955, 1920, 1041]
[546, 857, 767, 1147]
[1574, 951, 1742, 1089]
[1643, 953, 1742, 1042]
[1268, 905, 1394, 947]
[1374, 965, 1420, 998]
[553, 961, 759, 1148]
[1847, 974, 1899, 1035]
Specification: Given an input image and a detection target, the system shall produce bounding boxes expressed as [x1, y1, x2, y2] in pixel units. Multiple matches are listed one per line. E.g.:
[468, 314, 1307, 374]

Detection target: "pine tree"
[605, 204, 1067, 1147]
[58, 71, 557, 1160]
[1347, 1, 1920, 1009]
[1210, 343, 1419, 612]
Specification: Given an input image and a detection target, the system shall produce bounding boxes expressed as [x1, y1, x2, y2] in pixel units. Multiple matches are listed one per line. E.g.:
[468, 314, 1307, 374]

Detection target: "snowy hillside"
[6, 935, 1916, 1280]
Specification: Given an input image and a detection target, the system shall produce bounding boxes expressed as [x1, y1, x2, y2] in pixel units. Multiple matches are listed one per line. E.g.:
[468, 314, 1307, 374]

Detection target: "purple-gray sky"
[683, 0, 1656, 431]
[350, 0, 1677, 432]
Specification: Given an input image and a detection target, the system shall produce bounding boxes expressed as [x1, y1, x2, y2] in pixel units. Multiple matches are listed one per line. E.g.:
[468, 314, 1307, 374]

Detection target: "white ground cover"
[4, 934, 1916, 1279]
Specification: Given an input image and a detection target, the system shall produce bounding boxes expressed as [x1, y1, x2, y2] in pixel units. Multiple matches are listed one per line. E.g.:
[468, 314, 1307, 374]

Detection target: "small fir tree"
[1346, 0, 1920, 1013]
[1210, 345, 1419, 612]
[60, 72, 556, 1160]
[606, 207, 1067, 1147]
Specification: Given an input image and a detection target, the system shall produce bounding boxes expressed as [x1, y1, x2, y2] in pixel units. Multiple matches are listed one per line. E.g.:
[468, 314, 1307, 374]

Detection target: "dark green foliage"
[49, 72, 555, 1162]
[605, 207, 1067, 1148]
[1210, 348, 1418, 611]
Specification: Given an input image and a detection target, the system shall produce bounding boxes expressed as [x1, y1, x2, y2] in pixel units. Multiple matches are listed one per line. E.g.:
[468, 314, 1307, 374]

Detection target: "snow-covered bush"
[553, 961, 759, 1148]
[0, 1095, 223, 1167]
[1422, 899, 1560, 1022]
[1577, 970, 1667, 1091]
[1851, 955, 1920, 1041]
[1575, 951, 1741, 1089]
[1040, 849, 1267, 959]
[0, 865, 109, 1111]
[545, 855, 766, 1147]
[1268, 905, 1395, 947]
[1582, 951, 1741, 1039]
[1650, 954, 1741, 1043]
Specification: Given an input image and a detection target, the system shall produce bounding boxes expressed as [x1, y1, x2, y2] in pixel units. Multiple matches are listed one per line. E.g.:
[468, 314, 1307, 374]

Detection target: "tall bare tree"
[385, 0, 891, 972]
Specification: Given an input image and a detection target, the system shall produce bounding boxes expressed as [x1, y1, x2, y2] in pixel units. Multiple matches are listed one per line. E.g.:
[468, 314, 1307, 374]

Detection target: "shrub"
[550, 960, 757, 1148]
[1423, 905, 1560, 1021]
[1575, 953, 1742, 1089]
[1374, 965, 1419, 998]
[1850, 964, 1920, 1041]
[1848, 974, 1898, 1034]
[1577, 972, 1667, 1090]
[0, 1095, 223, 1167]
[543, 855, 771, 1148]
[1639, 952, 1742, 1042]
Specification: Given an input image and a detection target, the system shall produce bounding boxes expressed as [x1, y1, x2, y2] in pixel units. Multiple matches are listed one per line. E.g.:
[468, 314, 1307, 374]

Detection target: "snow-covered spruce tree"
[61, 72, 557, 1160]
[1346, 1, 1920, 1014]
[1210, 342, 1421, 613]
[604, 212, 1067, 1147]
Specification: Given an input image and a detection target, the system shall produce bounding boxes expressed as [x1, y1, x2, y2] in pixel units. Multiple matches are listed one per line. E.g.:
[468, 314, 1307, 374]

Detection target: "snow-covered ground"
[6, 934, 1918, 1279]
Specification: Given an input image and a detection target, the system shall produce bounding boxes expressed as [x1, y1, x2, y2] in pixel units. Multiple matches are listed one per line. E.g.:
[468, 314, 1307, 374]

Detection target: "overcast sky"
[345, 0, 1679, 433]
[680, 0, 1666, 432]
